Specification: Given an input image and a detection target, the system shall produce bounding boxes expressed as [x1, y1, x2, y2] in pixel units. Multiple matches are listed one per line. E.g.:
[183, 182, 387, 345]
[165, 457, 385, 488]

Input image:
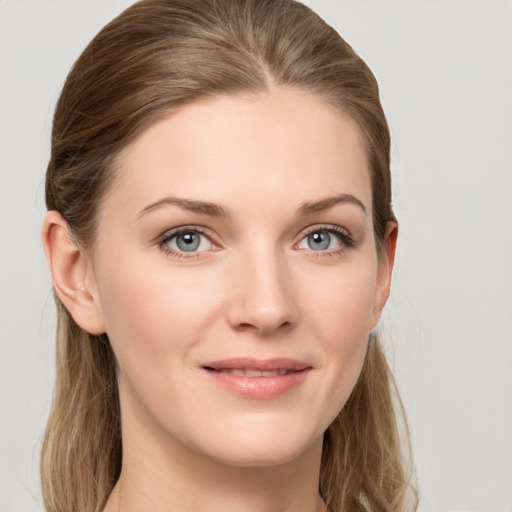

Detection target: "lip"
[201, 358, 312, 399]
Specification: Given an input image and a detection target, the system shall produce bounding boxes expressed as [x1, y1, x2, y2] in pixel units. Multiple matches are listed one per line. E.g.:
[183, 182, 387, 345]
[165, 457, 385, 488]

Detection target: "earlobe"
[369, 221, 398, 331]
[41, 211, 106, 335]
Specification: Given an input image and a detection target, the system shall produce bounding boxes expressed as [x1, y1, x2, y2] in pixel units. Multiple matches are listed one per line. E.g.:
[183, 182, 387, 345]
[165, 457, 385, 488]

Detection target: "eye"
[161, 229, 213, 254]
[296, 226, 353, 252]
[298, 231, 340, 251]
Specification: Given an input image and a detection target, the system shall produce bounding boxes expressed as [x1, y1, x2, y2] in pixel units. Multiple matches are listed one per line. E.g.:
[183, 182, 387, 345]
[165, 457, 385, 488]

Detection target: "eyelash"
[299, 224, 356, 257]
[158, 224, 356, 259]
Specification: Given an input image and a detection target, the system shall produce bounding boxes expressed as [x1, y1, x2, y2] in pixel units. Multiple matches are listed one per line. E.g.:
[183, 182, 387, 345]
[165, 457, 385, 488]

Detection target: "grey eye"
[297, 229, 343, 252]
[166, 231, 212, 252]
[176, 232, 200, 251]
[307, 231, 331, 250]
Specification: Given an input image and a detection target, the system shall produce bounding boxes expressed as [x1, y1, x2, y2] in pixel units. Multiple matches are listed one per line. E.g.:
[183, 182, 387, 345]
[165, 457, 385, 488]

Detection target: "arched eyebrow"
[137, 192, 366, 220]
[137, 196, 230, 219]
[297, 193, 367, 216]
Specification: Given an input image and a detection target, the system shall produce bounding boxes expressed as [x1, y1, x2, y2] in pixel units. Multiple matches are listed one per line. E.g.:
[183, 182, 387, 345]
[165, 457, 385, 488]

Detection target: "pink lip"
[201, 358, 312, 399]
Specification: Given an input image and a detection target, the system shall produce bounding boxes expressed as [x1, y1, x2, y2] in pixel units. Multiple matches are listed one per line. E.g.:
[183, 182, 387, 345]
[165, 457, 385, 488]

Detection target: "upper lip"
[202, 358, 311, 372]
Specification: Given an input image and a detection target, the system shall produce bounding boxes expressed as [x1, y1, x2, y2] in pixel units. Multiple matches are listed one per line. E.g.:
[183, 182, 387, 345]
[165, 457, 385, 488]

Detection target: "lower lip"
[203, 369, 311, 399]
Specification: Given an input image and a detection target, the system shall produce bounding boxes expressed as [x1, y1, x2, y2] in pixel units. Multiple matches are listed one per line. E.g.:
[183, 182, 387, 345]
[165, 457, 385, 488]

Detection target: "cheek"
[300, 258, 378, 407]
[303, 258, 378, 341]
[94, 252, 220, 373]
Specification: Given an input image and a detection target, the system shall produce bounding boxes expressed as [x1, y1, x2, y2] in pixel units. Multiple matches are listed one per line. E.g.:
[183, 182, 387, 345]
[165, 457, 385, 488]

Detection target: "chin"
[192, 416, 324, 469]
[208, 442, 317, 469]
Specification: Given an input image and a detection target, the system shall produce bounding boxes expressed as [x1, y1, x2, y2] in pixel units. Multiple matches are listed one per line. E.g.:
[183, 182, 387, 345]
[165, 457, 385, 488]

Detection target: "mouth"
[205, 368, 291, 377]
[202, 357, 310, 375]
[201, 358, 312, 398]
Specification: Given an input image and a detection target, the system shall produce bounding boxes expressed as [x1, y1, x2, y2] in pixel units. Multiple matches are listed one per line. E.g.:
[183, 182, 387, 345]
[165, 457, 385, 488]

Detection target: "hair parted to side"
[43, 1, 417, 511]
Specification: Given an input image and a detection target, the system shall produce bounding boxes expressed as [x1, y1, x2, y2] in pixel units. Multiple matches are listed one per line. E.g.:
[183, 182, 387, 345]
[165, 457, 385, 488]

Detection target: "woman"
[41, 0, 417, 511]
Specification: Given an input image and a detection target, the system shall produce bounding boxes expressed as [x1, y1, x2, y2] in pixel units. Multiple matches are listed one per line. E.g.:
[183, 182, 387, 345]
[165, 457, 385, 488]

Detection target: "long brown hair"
[42, 1, 417, 510]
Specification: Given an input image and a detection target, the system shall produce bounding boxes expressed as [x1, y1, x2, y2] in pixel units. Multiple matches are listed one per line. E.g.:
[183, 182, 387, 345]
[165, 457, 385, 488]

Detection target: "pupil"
[308, 231, 330, 250]
[177, 232, 200, 251]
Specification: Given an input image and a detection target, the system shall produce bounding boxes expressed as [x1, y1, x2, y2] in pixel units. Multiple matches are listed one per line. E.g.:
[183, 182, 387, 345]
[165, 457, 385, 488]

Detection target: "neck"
[104, 425, 325, 512]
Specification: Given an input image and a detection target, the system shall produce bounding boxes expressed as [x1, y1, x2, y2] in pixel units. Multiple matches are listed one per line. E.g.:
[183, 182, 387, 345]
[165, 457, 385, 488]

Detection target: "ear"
[369, 221, 398, 331]
[42, 211, 106, 335]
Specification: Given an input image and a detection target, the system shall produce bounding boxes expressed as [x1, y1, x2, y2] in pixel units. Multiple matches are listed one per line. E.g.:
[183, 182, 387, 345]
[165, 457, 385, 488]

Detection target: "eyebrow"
[137, 192, 366, 220]
[137, 196, 230, 219]
[297, 193, 367, 216]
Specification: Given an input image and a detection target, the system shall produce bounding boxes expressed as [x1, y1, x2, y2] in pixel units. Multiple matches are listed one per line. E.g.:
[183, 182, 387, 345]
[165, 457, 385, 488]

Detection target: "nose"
[225, 247, 299, 336]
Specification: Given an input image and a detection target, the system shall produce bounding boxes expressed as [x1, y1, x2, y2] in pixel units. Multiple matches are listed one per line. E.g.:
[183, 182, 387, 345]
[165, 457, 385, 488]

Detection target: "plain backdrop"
[1, 1, 511, 511]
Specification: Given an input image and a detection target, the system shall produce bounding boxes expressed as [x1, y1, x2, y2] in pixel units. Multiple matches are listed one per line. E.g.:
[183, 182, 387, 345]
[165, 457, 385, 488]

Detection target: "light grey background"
[1, 1, 511, 511]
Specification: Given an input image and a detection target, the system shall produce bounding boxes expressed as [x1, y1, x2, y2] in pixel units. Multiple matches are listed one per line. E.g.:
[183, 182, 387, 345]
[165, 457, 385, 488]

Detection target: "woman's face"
[87, 88, 394, 467]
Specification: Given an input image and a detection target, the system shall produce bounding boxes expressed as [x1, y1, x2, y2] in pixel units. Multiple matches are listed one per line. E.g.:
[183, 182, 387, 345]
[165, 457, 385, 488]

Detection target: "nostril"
[234, 319, 294, 336]
[235, 322, 261, 332]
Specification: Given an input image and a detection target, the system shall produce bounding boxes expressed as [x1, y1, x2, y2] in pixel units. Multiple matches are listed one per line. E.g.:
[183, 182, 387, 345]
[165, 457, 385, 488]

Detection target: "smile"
[211, 368, 289, 377]
[201, 358, 312, 398]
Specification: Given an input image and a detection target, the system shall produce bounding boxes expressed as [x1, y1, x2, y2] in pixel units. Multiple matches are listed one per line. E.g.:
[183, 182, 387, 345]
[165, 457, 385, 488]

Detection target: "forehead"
[108, 88, 372, 218]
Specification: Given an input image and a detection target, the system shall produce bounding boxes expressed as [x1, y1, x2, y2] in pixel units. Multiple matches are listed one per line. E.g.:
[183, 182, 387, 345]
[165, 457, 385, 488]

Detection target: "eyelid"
[159, 223, 211, 236]
[299, 223, 354, 242]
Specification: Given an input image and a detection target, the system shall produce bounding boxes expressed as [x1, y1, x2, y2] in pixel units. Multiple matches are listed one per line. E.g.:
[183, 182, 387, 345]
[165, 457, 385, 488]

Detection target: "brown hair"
[42, 1, 417, 511]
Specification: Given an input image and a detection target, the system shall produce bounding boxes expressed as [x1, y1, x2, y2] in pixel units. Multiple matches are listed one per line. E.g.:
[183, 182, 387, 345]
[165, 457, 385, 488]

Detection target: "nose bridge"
[226, 240, 298, 335]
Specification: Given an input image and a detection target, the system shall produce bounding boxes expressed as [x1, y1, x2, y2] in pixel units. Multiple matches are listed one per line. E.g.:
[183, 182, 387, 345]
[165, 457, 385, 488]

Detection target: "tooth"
[262, 370, 279, 377]
[231, 369, 245, 376]
[245, 369, 262, 377]
[278, 369, 287, 376]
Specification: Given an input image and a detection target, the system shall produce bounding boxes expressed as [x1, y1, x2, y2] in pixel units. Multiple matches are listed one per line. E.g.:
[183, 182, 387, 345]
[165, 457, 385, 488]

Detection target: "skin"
[43, 88, 397, 512]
